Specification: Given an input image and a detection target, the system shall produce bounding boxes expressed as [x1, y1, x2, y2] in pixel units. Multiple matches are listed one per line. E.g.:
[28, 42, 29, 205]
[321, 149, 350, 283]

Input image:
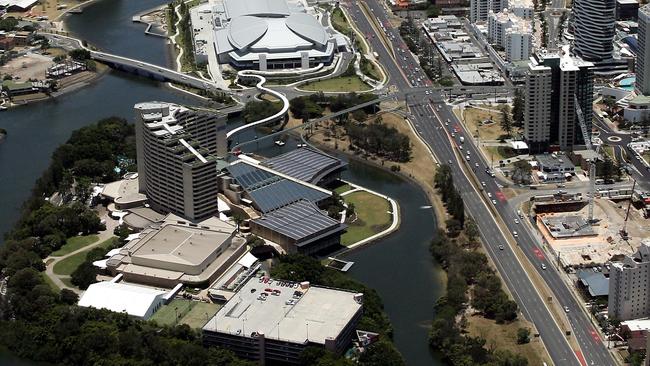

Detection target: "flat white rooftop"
[203, 277, 362, 345]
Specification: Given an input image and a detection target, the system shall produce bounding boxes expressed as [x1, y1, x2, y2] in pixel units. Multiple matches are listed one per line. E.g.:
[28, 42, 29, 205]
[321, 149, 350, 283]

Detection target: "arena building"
[211, 0, 337, 70]
[106, 214, 247, 287]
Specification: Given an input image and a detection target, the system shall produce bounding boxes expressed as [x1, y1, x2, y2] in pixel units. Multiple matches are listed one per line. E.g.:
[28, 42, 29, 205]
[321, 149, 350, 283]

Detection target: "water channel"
[0, 1, 445, 364]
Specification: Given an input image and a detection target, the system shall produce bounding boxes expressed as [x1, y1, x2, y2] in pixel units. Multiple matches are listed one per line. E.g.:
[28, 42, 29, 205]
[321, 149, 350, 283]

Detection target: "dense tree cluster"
[434, 164, 465, 226]
[429, 166, 523, 365]
[271, 254, 405, 365]
[289, 92, 378, 121]
[346, 117, 412, 162]
[0, 17, 18, 31]
[596, 155, 622, 181]
[242, 100, 283, 123]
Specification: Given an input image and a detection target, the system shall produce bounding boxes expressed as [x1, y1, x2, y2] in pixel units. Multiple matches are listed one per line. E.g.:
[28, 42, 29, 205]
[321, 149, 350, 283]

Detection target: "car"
[445, 121, 449, 126]
[475, 162, 479, 168]
[492, 199, 497, 204]
[448, 160, 452, 165]
[564, 306, 570, 313]
[513, 231, 518, 237]
[459, 145, 463, 150]
[481, 181, 486, 187]
[451, 132, 456, 137]
[540, 263, 547, 270]
[466, 155, 470, 161]
[285, 299, 296, 305]
[425, 90, 430, 95]
[265, 288, 273, 292]
[514, 219, 519, 224]
[498, 245, 504, 250]
[487, 192, 492, 198]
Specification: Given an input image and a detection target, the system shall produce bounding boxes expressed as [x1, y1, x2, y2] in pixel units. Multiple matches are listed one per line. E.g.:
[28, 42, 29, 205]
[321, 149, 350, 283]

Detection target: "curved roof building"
[212, 0, 336, 70]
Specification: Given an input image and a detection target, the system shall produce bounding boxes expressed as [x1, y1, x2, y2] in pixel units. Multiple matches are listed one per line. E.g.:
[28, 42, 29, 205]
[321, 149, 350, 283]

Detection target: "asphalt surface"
[593, 115, 650, 190]
[344, 1, 617, 364]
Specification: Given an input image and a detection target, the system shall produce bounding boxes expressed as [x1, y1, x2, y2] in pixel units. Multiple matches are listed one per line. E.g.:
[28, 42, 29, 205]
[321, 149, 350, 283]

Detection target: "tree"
[516, 328, 531, 344]
[59, 289, 79, 305]
[500, 105, 513, 137]
[464, 217, 479, 244]
[512, 160, 532, 184]
[512, 89, 524, 128]
[232, 213, 246, 233]
[69, 48, 91, 61]
[358, 339, 405, 366]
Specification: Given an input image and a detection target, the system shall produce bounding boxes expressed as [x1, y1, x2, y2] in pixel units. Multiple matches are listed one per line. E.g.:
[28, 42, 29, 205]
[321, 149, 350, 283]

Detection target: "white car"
[492, 199, 497, 205]
[481, 181, 486, 187]
[514, 219, 519, 224]
[487, 192, 492, 198]
[540, 263, 547, 270]
[475, 162, 479, 168]
[564, 306, 570, 313]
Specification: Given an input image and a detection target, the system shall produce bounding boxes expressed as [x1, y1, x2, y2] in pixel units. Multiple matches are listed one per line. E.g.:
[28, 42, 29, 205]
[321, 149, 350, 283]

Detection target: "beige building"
[134, 102, 227, 221]
[609, 242, 650, 321]
[107, 214, 246, 287]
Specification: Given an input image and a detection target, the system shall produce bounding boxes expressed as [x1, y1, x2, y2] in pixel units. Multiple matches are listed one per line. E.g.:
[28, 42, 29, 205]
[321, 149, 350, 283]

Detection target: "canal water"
[0, 1, 445, 365]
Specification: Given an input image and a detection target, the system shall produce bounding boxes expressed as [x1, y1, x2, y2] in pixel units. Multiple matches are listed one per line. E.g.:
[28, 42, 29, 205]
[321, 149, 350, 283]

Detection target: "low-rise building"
[106, 213, 246, 287]
[203, 278, 363, 364]
[77, 281, 167, 320]
[617, 0, 639, 21]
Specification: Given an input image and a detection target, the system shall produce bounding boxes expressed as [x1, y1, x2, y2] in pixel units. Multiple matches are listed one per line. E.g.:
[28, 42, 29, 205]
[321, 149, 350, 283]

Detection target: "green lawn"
[331, 8, 351, 35]
[150, 299, 221, 328]
[341, 191, 392, 246]
[334, 183, 353, 195]
[53, 237, 117, 276]
[302, 76, 371, 92]
[51, 235, 99, 256]
[485, 146, 518, 163]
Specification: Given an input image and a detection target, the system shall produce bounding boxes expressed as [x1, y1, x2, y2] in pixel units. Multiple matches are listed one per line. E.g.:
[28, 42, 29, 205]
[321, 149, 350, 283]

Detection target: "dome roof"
[228, 16, 268, 49]
[285, 13, 328, 46]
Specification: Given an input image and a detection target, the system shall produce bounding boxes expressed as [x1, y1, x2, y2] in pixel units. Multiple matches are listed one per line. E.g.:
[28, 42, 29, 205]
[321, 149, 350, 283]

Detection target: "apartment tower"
[134, 102, 226, 221]
[636, 4, 650, 95]
[609, 242, 650, 321]
[524, 51, 594, 153]
[572, 0, 616, 62]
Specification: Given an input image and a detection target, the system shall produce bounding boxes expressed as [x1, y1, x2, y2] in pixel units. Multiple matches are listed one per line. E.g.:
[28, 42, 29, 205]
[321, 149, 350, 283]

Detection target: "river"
[0, 1, 445, 365]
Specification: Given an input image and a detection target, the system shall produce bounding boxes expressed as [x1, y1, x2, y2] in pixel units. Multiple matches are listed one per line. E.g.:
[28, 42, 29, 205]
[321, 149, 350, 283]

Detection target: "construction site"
[530, 188, 650, 268]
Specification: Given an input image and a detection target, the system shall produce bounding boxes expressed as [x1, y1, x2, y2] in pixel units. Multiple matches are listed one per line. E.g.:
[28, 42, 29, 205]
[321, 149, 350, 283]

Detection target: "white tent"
[78, 282, 166, 319]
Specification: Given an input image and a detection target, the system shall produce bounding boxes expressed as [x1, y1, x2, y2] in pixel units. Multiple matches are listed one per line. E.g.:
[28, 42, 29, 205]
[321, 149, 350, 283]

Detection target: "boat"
[274, 140, 285, 146]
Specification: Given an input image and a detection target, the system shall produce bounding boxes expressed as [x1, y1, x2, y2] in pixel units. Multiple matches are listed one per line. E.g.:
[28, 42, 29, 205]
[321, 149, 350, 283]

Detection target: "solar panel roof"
[252, 200, 345, 243]
[262, 147, 346, 184]
[226, 162, 330, 213]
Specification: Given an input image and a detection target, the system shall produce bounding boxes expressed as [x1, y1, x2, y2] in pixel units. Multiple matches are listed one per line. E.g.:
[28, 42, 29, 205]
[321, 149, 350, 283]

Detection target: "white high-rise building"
[488, 9, 531, 51]
[524, 51, 594, 152]
[505, 0, 534, 18]
[471, 0, 507, 21]
[135, 102, 226, 221]
[573, 0, 616, 62]
[470, 0, 491, 22]
[636, 4, 650, 95]
[609, 242, 650, 321]
[506, 25, 533, 61]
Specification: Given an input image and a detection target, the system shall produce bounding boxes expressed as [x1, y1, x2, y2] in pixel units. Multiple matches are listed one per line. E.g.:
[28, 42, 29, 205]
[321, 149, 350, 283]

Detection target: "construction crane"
[620, 179, 636, 240]
[574, 95, 597, 224]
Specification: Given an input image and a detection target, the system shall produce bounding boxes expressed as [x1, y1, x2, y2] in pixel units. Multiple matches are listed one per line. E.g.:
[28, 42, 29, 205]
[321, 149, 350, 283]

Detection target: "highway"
[343, 0, 617, 364]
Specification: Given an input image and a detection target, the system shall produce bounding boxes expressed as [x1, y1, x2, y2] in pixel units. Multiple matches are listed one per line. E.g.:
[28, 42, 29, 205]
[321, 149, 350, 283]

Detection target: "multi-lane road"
[342, 0, 617, 364]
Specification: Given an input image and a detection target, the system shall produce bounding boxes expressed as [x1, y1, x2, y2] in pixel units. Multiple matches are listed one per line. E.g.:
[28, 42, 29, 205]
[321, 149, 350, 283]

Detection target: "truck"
[459, 136, 465, 143]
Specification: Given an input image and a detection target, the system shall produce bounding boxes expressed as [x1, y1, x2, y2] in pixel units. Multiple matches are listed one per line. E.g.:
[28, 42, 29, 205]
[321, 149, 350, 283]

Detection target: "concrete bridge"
[91, 51, 225, 92]
[41, 33, 227, 93]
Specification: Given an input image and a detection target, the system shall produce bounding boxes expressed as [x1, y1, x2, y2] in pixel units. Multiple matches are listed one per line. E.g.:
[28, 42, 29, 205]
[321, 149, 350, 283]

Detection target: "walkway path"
[44, 214, 118, 294]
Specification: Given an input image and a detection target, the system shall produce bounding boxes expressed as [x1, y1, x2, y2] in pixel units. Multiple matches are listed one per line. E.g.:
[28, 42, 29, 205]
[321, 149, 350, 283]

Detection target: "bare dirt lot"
[0, 53, 54, 80]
